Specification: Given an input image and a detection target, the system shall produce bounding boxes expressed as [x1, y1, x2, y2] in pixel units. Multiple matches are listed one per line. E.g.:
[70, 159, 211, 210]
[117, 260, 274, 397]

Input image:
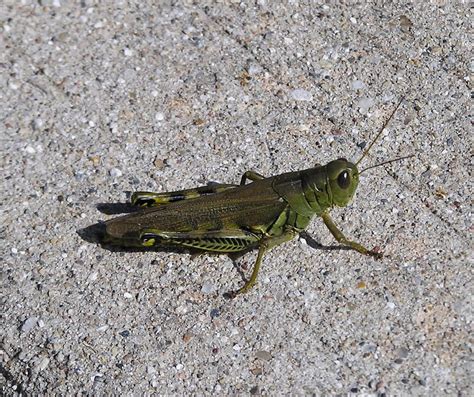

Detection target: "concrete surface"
[1, 1, 472, 395]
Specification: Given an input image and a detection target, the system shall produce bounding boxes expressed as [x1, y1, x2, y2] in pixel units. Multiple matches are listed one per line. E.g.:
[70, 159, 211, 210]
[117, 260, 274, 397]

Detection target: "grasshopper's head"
[326, 158, 360, 207]
[323, 98, 412, 209]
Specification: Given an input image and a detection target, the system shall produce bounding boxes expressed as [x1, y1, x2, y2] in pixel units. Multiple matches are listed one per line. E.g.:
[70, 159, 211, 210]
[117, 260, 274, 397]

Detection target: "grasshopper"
[103, 98, 411, 296]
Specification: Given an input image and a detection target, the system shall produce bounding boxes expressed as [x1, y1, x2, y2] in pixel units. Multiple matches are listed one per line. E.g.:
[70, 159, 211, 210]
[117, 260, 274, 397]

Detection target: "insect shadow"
[96, 196, 140, 215]
[298, 231, 352, 252]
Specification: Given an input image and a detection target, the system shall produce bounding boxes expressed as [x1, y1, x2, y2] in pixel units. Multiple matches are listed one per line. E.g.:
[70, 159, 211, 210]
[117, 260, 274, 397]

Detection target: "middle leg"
[232, 227, 299, 296]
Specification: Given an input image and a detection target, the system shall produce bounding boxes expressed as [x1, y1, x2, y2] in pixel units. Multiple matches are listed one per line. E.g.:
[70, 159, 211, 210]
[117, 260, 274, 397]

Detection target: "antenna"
[359, 154, 414, 174]
[355, 97, 405, 167]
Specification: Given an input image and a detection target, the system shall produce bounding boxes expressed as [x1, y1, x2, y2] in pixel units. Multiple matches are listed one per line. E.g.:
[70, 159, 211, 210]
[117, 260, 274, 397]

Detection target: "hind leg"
[131, 183, 238, 207]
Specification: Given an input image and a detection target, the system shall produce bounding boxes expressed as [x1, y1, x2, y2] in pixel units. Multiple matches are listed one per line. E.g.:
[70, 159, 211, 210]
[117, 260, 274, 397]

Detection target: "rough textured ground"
[1, 1, 472, 395]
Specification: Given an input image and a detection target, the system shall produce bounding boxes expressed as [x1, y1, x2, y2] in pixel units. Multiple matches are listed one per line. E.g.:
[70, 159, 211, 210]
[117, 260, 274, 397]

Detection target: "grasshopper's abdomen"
[103, 178, 289, 250]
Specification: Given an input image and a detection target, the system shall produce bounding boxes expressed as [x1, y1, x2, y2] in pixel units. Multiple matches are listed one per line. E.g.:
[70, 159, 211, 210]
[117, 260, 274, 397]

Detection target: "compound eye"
[337, 170, 351, 189]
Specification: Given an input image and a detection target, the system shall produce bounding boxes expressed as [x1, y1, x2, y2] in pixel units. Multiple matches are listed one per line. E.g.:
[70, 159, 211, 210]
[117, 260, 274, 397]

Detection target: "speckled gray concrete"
[1, 1, 472, 395]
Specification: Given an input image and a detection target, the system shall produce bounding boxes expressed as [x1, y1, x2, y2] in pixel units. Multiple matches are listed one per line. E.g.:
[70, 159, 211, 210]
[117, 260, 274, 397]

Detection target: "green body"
[103, 159, 379, 295]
